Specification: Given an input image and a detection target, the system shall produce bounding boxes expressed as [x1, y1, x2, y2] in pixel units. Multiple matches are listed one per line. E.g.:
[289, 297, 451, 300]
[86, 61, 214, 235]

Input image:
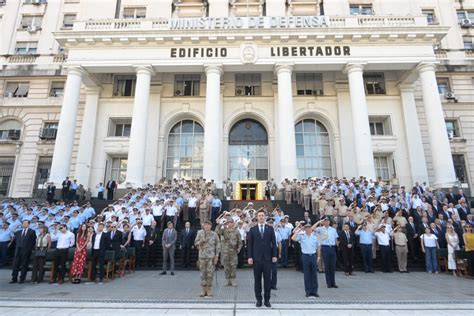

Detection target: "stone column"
[202, 64, 223, 185]
[125, 66, 154, 187]
[275, 64, 298, 180]
[74, 87, 100, 189]
[417, 63, 456, 188]
[399, 84, 429, 185]
[49, 67, 84, 184]
[344, 63, 376, 180]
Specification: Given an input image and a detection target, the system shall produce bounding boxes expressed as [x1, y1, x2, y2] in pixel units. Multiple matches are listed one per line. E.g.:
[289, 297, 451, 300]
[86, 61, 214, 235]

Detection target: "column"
[74, 87, 100, 188]
[417, 63, 456, 188]
[125, 66, 154, 187]
[202, 65, 223, 185]
[344, 63, 376, 180]
[49, 67, 84, 184]
[275, 64, 298, 180]
[399, 84, 429, 185]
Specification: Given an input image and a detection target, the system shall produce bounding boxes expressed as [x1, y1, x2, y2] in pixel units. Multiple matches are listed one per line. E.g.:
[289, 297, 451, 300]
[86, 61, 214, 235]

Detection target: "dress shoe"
[159, 271, 166, 275]
[312, 294, 320, 297]
[264, 301, 271, 308]
[9, 280, 17, 284]
[271, 286, 277, 290]
[332, 285, 338, 288]
[171, 272, 175, 276]
[256, 301, 262, 307]
[306, 294, 310, 298]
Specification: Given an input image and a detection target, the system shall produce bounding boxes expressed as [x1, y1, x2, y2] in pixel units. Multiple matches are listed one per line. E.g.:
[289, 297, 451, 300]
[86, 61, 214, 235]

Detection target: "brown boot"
[199, 286, 206, 297]
[206, 286, 213, 298]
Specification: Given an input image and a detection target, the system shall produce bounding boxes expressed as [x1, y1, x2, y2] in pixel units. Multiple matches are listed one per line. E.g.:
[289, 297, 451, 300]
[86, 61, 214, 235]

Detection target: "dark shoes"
[256, 301, 262, 307]
[9, 280, 17, 284]
[264, 301, 271, 308]
[160, 271, 166, 275]
[171, 272, 175, 276]
[271, 286, 277, 290]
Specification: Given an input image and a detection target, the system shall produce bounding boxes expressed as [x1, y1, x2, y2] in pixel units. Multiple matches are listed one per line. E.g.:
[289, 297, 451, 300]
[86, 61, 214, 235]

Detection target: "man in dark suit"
[90, 223, 108, 283]
[10, 220, 36, 283]
[180, 221, 195, 268]
[339, 223, 355, 276]
[406, 216, 418, 260]
[46, 182, 56, 204]
[247, 209, 278, 308]
[457, 201, 470, 221]
[145, 221, 159, 267]
[61, 177, 71, 200]
[106, 180, 116, 200]
[108, 223, 123, 260]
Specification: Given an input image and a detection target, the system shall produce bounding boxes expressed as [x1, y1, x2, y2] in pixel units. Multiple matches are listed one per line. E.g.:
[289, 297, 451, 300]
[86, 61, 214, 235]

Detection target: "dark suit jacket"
[406, 222, 417, 238]
[181, 228, 195, 248]
[247, 224, 278, 262]
[457, 206, 469, 221]
[338, 230, 356, 249]
[345, 221, 358, 233]
[14, 228, 36, 256]
[418, 223, 430, 236]
[145, 227, 160, 244]
[108, 230, 123, 253]
[91, 232, 108, 255]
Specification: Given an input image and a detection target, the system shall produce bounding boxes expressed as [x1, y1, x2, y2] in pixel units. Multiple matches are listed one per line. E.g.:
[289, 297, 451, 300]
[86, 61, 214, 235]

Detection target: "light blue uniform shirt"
[296, 232, 319, 254]
[274, 229, 282, 244]
[211, 198, 222, 208]
[279, 226, 292, 240]
[316, 226, 339, 246]
[0, 228, 12, 242]
[357, 229, 374, 245]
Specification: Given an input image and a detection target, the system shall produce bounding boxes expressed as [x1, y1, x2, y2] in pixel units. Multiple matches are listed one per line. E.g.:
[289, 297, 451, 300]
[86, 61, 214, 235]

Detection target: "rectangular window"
[374, 156, 390, 182]
[436, 78, 450, 94]
[296, 73, 323, 96]
[62, 14, 76, 29]
[452, 154, 467, 183]
[422, 9, 437, 25]
[49, 81, 65, 97]
[363, 73, 385, 95]
[464, 37, 473, 49]
[369, 116, 392, 136]
[110, 157, 128, 183]
[174, 74, 201, 96]
[108, 118, 132, 137]
[457, 10, 474, 22]
[113, 75, 136, 97]
[235, 74, 261, 96]
[39, 122, 58, 139]
[4, 82, 29, 98]
[350, 4, 373, 15]
[445, 120, 460, 138]
[32, 156, 52, 197]
[123, 7, 146, 19]
[15, 41, 37, 55]
[0, 157, 15, 196]
[24, 0, 47, 4]
[20, 15, 43, 30]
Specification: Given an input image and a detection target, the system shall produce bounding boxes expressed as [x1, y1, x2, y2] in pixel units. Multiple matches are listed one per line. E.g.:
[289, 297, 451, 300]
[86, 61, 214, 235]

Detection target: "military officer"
[194, 220, 221, 298]
[216, 217, 242, 287]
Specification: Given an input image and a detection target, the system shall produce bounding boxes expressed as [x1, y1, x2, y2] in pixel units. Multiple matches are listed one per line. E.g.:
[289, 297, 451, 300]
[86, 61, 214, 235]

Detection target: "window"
[457, 10, 474, 22]
[464, 37, 473, 49]
[4, 82, 29, 98]
[436, 78, 450, 94]
[0, 120, 22, 141]
[32, 156, 52, 197]
[166, 120, 204, 180]
[123, 7, 146, 19]
[452, 155, 468, 183]
[24, 0, 47, 4]
[369, 116, 392, 136]
[113, 75, 136, 97]
[15, 42, 37, 55]
[39, 122, 58, 140]
[110, 157, 128, 184]
[0, 157, 15, 196]
[108, 118, 132, 137]
[20, 15, 43, 30]
[174, 74, 200, 96]
[350, 4, 373, 15]
[49, 81, 65, 97]
[445, 120, 460, 138]
[295, 119, 332, 179]
[296, 73, 323, 96]
[364, 73, 385, 95]
[235, 74, 261, 96]
[62, 14, 76, 29]
[374, 156, 390, 182]
[422, 9, 438, 25]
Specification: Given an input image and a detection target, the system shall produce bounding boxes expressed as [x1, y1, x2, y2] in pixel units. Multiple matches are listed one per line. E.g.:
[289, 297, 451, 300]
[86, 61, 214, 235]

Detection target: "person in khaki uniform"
[195, 220, 221, 298]
[391, 225, 408, 272]
[291, 180, 298, 203]
[216, 218, 242, 287]
[199, 197, 209, 225]
[311, 187, 320, 216]
[303, 184, 311, 212]
[284, 180, 292, 205]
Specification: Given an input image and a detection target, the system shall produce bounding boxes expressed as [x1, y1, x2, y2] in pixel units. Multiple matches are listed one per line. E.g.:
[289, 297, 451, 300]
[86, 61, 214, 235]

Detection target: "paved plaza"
[0, 268, 472, 315]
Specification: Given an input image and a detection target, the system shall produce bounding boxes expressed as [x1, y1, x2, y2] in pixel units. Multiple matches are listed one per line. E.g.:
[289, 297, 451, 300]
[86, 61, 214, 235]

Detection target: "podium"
[234, 181, 263, 200]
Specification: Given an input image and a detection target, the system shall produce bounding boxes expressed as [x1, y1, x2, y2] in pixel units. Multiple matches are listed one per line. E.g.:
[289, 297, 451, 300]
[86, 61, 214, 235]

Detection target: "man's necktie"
[111, 232, 114, 240]
[260, 225, 264, 238]
[346, 231, 350, 242]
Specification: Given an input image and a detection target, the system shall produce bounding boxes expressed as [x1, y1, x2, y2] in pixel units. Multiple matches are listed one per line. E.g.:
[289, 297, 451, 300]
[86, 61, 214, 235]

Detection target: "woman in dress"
[446, 225, 460, 276]
[70, 224, 89, 283]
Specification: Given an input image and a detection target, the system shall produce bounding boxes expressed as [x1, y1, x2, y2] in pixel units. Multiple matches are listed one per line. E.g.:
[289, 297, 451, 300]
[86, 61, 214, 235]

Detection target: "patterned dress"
[70, 235, 88, 277]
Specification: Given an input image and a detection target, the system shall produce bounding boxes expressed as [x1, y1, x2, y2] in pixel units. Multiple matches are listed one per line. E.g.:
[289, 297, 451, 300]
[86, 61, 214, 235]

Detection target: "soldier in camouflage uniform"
[194, 220, 221, 298]
[216, 218, 243, 287]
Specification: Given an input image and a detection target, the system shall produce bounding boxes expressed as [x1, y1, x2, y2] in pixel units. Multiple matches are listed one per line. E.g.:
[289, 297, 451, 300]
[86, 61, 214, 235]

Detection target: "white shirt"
[188, 197, 198, 208]
[152, 205, 163, 217]
[57, 231, 75, 249]
[142, 213, 154, 226]
[132, 226, 147, 241]
[93, 232, 103, 250]
[374, 231, 390, 246]
[165, 206, 178, 217]
[421, 234, 438, 247]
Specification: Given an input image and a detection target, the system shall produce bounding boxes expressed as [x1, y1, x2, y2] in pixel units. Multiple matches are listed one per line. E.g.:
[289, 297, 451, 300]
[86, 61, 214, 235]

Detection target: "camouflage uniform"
[194, 229, 221, 296]
[216, 225, 242, 286]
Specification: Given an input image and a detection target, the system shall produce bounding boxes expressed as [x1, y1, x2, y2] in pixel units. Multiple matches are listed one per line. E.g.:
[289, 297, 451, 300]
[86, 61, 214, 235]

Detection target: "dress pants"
[0, 241, 9, 266]
[379, 245, 392, 272]
[302, 253, 318, 295]
[31, 255, 47, 282]
[341, 246, 354, 274]
[162, 245, 175, 272]
[211, 207, 220, 225]
[187, 207, 196, 225]
[466, 250, 474, 276]
[280, 239, 289, 267]
[321, 245, 336, 287]
[237, 243, 245, 268]
[271, 262, 277, 288]
[360, 244, 373, 272]
[253, 260, 272, 303]
[395, 245, 408, 272]
[182, 245, 191, 268]
[11, 249, 33, 282]
[90, 249, 105, 281]
[53, 248, 69, 281]
[134, 240, 144, 267]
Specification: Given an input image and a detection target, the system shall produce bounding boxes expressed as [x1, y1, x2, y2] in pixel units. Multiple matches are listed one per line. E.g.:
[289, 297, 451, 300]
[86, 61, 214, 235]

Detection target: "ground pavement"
[0, 268, 472, 315]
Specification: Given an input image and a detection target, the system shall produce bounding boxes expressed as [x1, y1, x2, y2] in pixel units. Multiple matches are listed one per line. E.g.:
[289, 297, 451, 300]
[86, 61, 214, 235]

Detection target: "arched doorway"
[295, 119, 332, 178]
[228, 119, 268, 181]
[165, 120, 204, 180]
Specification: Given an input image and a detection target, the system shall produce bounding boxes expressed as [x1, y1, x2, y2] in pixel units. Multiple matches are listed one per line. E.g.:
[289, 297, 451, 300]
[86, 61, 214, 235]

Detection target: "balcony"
[287, 0, 320, 16]
[7, 54, 37, 64]
[173, 0, 207, 18]
[230, 0, 265, 17]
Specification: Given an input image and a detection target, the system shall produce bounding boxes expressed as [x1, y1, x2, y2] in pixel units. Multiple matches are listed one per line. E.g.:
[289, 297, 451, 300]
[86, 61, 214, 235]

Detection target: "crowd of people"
[0, 176, 473, 302]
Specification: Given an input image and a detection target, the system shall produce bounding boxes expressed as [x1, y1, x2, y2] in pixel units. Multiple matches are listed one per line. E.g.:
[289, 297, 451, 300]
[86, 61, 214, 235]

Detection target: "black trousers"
[237, 244, 245, 268]
[11, 249, 32, 282]
[253, 260, 272, 302]
[341, 247, 354, 274]
[134, 241, 144, 267]
[107, 189, 114, 200]
[321, 246, 337, 287]
[188, 207, 196, 225]
[31, 255, 46, 282]
[53, 248, 69, 281]
[182, 245, 191, 268]
[380, 245, 392, 272]
[90, 250, 105, 281]
[145, 242, 158, 267]
[407, 237, 418, 260]
[467, 250, 474, 277]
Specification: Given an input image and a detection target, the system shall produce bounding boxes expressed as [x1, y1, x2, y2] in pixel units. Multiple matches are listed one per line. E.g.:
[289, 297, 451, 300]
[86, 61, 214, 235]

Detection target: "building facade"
[0, 0, 472, 197]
